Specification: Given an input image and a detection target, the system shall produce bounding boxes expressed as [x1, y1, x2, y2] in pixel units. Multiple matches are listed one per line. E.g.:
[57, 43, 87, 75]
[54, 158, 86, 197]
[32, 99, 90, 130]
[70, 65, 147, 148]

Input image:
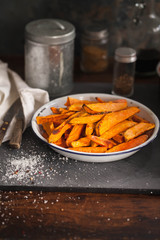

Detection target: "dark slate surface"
[0, 82, 160, 194]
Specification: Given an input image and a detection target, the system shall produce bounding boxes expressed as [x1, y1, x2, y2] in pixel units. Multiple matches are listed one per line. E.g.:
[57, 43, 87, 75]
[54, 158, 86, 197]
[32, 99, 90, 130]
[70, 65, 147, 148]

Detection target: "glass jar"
[112, 47, 137, 97]
[80, 24, 108, 73]
[127, 0, 160, 76]
[25, 19, 75, 97]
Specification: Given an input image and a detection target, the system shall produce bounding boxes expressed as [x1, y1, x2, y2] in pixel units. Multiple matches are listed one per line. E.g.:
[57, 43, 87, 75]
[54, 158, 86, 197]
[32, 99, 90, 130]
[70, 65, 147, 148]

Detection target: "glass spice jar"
[25, 19, 75, 98]
[80, 24, 108, 73]
[127, 0, 160, 77]
[112, 47, 137, 97]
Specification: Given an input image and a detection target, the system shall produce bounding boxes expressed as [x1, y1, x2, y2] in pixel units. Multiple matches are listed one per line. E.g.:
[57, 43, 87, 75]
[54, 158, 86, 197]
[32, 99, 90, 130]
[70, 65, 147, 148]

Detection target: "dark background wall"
[0, 0, 160, 57]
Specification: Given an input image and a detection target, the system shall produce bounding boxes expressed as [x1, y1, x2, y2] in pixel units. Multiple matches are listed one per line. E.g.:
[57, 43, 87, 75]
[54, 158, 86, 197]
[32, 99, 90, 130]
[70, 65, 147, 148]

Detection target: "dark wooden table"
[0, 56, 160, 240]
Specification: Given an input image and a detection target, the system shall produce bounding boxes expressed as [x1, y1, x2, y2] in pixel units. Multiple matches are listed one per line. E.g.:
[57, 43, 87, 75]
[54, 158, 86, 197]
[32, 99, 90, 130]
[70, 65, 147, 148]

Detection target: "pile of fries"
[36, 96, 155, 153]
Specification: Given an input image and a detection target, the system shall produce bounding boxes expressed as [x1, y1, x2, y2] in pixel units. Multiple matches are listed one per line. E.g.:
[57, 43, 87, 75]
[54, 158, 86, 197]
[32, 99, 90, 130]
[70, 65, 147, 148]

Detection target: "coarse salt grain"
[2, 152, 45, 183]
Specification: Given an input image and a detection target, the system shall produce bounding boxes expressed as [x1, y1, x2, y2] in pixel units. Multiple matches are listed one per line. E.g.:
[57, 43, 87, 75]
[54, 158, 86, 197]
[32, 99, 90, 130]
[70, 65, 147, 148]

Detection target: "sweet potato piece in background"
[68, 103, 84, 111]
[69, 114, 104, 124]
[71, 137, 91, 148]
[82, 104, 97, 114]
[68, 146, 108, 153]
[100, 120, 137, 140]
[66, 124, 84, 147]
[83, 100, 127, 113]
[50, 106, 60, 114]
[107, 134, 148, 153]
[88, 135, 115, 148]
[131, 114, 149, 123]
[96, 107, 140, 136]
[124, 122, 155, 141]
[95, 97, 104, 103]
[64, 97, 94, 106]
[36, 111, 75, 124]
[58, 108, 70, 114]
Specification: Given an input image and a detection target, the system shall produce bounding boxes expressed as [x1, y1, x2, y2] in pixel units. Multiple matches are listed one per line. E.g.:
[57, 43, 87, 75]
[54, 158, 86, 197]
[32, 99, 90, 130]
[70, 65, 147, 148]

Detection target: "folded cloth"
[0, 60, 50, 142]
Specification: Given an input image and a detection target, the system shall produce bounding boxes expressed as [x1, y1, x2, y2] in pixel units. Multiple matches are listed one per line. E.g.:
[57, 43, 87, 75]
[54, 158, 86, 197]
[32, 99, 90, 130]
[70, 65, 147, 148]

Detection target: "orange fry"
[54, 137, 67, 148]
[48, 123, 72, 143]
[96, 107, 140, 136]
[68, 146, 108, 153]
[42, 122, 54, 136]
[88, 135, 115, 148]
[65, 97, 93, 106]
[112, 134, 124, 143]
[124, 122, 155, 141]
[36, 111, 75, 124]
[85, 122, 95, 136]
[50, 107, 60, 114]
[66, 124, 84, 147]
[68, 103, 87, 111]
[69, 114, 104, 124]
[71, 137, 91, 148]
[107, 134, 148, 153]
[131, 114, 149, 123]
[83, 100, 127, 113]
[100, 120, 137, 140]
[95, 97, 104, 103]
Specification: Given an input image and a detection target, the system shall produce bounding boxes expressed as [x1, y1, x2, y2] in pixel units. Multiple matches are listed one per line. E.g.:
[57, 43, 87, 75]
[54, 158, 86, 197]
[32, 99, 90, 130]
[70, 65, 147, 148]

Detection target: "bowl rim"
[31, 93, 160, 157]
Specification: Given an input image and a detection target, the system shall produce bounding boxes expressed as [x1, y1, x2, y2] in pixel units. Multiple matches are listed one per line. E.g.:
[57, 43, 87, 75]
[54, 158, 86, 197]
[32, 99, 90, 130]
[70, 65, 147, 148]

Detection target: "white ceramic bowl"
[31, 93, 159, 162]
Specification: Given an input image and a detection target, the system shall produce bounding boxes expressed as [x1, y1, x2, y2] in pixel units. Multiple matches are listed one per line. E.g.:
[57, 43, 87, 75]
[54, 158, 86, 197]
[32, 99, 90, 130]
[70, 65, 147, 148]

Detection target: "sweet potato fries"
[36, 96, 155, 153]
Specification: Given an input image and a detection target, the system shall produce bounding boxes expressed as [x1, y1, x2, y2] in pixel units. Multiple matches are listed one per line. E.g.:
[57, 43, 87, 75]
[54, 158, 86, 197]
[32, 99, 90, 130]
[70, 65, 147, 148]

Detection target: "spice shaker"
[112, 47, 137, 97]
[25, 19, 75, 97]
[80, 24, 108, 73]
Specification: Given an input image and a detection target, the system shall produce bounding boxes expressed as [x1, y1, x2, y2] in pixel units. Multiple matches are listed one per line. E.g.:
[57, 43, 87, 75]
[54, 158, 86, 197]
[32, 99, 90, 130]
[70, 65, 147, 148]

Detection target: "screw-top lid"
[82, 24, 108, 40]
[25, 19, 75, 44]
[115, 47, 137, 63]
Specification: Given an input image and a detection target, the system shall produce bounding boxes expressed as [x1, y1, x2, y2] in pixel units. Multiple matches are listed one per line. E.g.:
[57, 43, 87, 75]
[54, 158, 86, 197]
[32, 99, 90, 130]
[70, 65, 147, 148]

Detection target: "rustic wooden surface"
[1, 191, 160, 239]
[0, 56, 160, 240]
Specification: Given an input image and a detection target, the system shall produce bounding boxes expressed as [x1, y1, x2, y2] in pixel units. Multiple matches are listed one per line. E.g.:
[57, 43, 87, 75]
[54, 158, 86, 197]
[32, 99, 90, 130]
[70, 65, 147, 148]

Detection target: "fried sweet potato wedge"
[68, 103, 85, 111]
[65, 97, 94, 106]
[68, 146, 108, 153]
[48, 123, 72, 143]
[96, 107, 140, 136]
[66, 124, 84, 147]
[107, 134, 148, 153]
[69, 114, 104, 124]
[88, 135, 115, 148]
[112, 134, 124, 143]
[50, 107, 60, 114]
[54, 137, 67, 148]
[131, 114, 149, 123]
[36, 111, 75, 124]
[85, 122, 95, 136]
[124, 122, 155, 141]
[83, 100, 127, 113]
[71, 137, 91, 148]
[95, 97, 104, 103]
[100, 120, 137, 140]
[42, 122, 54, 136]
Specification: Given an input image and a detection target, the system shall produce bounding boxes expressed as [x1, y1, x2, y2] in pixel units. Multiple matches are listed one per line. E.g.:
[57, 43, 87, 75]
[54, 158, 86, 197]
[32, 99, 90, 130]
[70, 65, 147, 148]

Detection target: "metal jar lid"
[115, 47, 137, 63]
[82, 24, 108, 41]
[25, 19, 75, 44]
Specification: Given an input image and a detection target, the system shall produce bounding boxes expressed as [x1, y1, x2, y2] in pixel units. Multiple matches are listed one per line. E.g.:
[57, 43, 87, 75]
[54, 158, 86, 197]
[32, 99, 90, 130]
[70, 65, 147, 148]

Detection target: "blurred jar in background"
[127, 0, 160, 77]
[80, 24, 109, 73]
[25, 19, 75, 98]
[112, 47, 137, 97]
